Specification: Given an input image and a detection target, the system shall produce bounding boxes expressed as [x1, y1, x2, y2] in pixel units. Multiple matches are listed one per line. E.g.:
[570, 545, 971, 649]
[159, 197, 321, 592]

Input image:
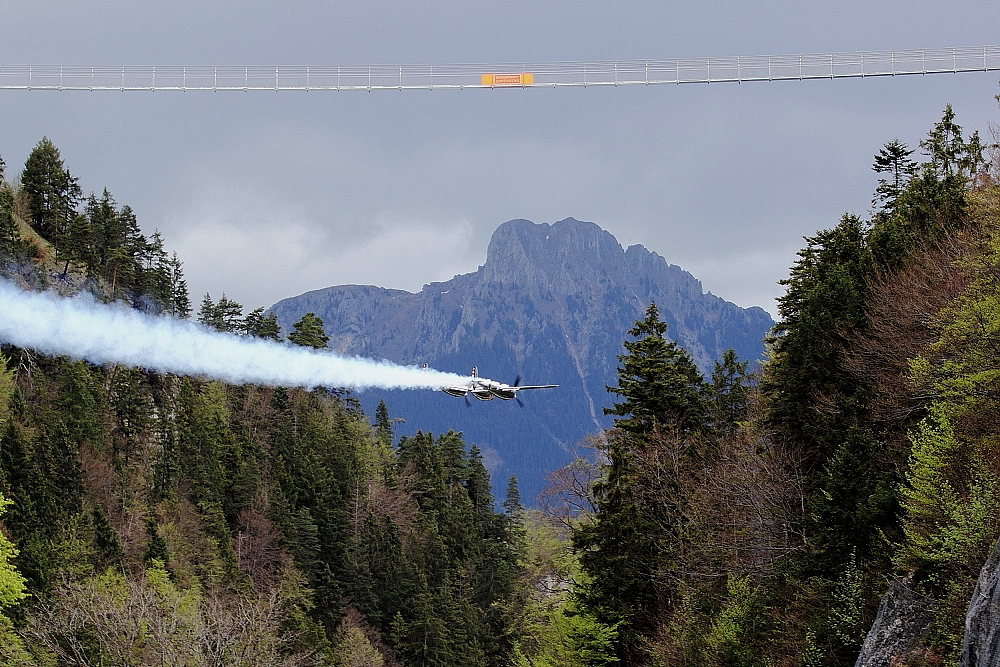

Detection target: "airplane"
[442, 367, 557, 406]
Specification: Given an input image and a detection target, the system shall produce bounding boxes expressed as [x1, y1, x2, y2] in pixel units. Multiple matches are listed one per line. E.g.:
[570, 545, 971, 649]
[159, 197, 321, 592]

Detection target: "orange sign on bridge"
[481, 72, 534, 86]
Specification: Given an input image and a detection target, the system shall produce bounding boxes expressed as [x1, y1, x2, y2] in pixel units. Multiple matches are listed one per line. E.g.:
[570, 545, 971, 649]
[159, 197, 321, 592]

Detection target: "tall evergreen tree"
[198, 293, 245, 333]
[577, 304, 710, 665]
[243, 307, 281, 340]
[0, 184, 19, 260]
[763, 214, 871, 461]
[604, 302, 708, 436]
[20, 137, 82, 241]
[503, 475, 522, 519]
[872, 139, 917, 213]
[166, 253, 192, 318]
[288, 312, 330, 349]
[709, 348, 750, 433]
[373, 399, 393, 446]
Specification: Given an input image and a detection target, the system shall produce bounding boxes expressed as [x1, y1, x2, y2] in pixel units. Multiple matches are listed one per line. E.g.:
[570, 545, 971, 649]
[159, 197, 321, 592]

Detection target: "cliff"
[270, 218, 774, 500]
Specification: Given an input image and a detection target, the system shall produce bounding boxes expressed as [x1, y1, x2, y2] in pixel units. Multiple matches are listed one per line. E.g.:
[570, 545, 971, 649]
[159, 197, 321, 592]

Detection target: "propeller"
[464, 394, 472, 408]
[513, 375, 524, 407]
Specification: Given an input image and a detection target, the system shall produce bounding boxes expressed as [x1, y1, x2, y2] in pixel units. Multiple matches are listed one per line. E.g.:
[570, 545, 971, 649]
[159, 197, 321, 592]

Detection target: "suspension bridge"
[1, 45, 998, 93]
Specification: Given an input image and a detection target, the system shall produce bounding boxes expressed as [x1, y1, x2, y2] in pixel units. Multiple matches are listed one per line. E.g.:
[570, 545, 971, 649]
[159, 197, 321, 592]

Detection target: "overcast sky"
[2, 1, 998, 318]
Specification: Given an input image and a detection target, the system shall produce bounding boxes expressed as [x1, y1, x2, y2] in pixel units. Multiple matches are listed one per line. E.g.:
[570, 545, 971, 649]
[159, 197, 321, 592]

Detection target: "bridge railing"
[1, 46, 997, 91]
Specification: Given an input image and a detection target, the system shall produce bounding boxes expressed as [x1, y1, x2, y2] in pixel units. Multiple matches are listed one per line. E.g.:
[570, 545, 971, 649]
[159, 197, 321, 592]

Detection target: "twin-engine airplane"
[442, 367, 557, 406]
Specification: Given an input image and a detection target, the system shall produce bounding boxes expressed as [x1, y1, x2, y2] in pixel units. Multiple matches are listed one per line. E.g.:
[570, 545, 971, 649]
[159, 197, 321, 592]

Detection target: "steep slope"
[271, 218, 773, 501]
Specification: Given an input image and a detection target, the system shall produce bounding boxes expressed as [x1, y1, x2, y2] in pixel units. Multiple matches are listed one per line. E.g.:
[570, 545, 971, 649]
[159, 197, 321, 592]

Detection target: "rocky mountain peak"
[270, 217, 774, 501]
[482, 218, 628, 285]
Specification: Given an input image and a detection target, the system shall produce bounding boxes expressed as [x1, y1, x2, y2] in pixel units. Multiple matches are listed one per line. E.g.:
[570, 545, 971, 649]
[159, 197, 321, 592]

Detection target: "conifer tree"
[872, 139, 917, 213]
[374, 399, 393, 446]
[503, 475, 522, 519]
[604, 302, 709, 435]
[578, 304, 710, 664]
[243, 307, 281, 340]
[288, 312, 330, 349]
[0, 186, 19, 260]
[709, 348, 750, 432]
[167, 253, 191, 318]
[198, 294, 245, 333]
[763, 214, 871, 459]
[21, 137, 82, 241]
[59, 213, 96, 274]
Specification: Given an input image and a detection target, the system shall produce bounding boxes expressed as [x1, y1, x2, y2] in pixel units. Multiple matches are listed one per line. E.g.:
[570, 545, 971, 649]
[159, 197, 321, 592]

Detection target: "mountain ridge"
[271, 217, 774, 500]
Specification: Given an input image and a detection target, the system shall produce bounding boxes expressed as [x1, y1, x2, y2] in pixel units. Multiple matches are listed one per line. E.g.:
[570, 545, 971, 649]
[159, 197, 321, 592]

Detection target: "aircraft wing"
[515, 384, 558, 390]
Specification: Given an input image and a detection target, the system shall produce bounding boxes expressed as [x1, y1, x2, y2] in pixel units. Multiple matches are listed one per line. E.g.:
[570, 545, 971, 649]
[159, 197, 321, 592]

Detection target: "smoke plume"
[0, 279, 466, 390]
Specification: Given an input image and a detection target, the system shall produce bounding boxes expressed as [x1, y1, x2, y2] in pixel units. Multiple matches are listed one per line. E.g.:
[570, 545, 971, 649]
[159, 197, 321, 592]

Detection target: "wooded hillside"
[2, 91, 999, 667]
[551, 101, 1000, 667]
[0, 142, 523, 666]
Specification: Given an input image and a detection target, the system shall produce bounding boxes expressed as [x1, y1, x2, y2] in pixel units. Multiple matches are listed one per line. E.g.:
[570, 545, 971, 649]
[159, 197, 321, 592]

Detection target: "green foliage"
[20, 137, 82, 240]
[872, 139, 918, 213]
[764, 213, 871, 458]
[243, 307, 281, 340]
[895, 407, 999, 587]
[373, 399, 393, 446]
[0, 494, 27, 609]
[514, 610, 620, 667]
[0, 183, 25, 261]
[827, 553, 864, 651]
[604, 302, 708, 436]
[289, 312, 330, 349]
[0, 493, 30, 667]
[512, 512, 619, 667]
[703, 575, 764, 667]
[199, 293, 245, 332]
[709, 349, 750, 433]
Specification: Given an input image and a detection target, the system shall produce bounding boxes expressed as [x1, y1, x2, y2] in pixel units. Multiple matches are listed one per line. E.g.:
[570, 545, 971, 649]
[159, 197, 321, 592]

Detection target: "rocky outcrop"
[270, 218, 774, 500]
[961, 537, 1000, 667]
[855, 576, 936, 667]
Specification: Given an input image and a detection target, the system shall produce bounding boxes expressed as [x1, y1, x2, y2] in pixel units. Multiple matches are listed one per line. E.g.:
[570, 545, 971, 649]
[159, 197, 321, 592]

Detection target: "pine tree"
[198, 294, 245, 333]
[167, 253, 191, 318]
[604, 302, 709, 436]
[709, 348, 750, 433]
[288, 312, 330, 349]
[763, 214, 871, 460]
[503, 475, 523, 519]
[59, 213, 96, 275]
[20, 137, 82, 241]
[883, 105, 982, 251]
[0, 186, 20, 260]
[872, 139, 917, 213]
[243, 307, 281, 340]
[577, 304, 710, 664]
[373, 399, 393, 446]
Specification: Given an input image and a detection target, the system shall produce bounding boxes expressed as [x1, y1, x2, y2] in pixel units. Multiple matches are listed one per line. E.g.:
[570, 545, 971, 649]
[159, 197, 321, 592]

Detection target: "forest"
[1, 88, 999, 667]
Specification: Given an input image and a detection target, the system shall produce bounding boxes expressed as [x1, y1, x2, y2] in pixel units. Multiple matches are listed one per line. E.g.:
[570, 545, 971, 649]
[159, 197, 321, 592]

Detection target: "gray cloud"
[2, 2, 998, 318]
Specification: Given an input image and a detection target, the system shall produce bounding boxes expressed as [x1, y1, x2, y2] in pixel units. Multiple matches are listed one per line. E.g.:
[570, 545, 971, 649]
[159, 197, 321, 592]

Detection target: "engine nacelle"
[488, 387, 516, 400]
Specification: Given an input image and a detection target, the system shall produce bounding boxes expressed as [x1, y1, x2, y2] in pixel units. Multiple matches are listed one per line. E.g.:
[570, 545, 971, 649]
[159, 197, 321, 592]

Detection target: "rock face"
[855, 576, 937, 667]
[961, 537, 1000, 667]
[270, 218, 773, 501]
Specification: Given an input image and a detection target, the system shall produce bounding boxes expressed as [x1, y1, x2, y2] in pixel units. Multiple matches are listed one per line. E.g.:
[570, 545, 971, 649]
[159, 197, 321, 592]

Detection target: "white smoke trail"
[0, 279, 467, 390]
